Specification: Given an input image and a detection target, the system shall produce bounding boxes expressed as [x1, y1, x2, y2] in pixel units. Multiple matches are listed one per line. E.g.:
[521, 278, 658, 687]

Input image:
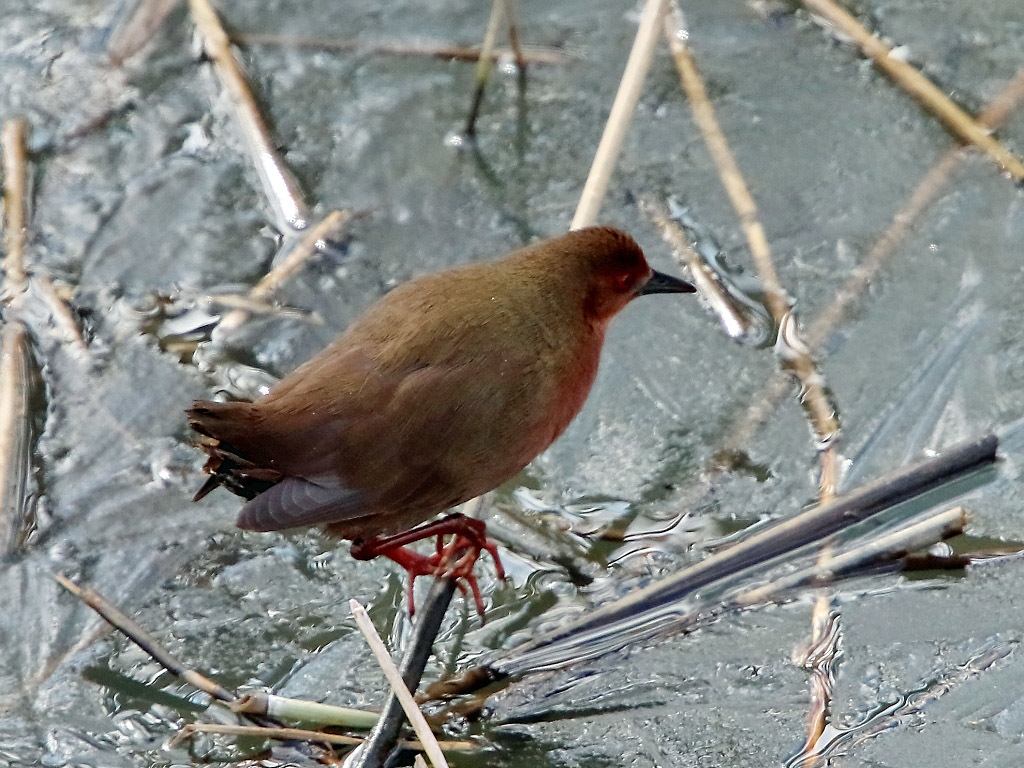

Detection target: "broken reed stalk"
[106, 0, 181, 65]
[424, 433, 996, 697]
[217, 209, 351, 332]
[799, 0, 1024, 182]
[350, 578, 458, 768]
[233, 34, 573, 66]
[349, 599, 448, 768]
[722, 67, 1024, 456]
[2, 117, 87, 350]
[663, 0, 839, 499]
[231, 691, 378, 729]
[187, 0, 310, 232]
[642, 197, 753, 340]
[570, 0, 666, 230]
[464, 0, 505, 137]
[179, 723, 474, 753]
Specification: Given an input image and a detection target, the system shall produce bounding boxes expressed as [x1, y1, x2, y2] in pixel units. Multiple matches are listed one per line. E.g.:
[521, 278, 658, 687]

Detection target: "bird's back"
[190, 244, 606, 538]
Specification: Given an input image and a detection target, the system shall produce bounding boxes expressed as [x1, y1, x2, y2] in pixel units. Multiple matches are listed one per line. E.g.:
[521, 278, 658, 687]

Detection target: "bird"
[188, 225, 695, 615]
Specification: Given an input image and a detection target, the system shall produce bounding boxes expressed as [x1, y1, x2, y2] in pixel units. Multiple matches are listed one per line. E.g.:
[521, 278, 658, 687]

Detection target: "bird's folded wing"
[236, 477, 373, 531]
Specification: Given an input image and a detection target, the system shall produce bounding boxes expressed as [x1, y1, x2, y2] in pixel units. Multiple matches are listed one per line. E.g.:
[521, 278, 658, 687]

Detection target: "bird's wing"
[236, 476, 373, 531]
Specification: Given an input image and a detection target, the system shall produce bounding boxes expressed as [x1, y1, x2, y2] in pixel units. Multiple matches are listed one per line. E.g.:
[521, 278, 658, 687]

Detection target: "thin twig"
[34, 276, 88, 351]
[217, 209, 351, 332]
[800, 0, 1024, 181]
[178, 722, 474, 753]
[233, 33, 573, 66]
[464, 0, 505, 137]
[570, 0, 666, 229]
[349, 599, 448, 768]
[51, 572, 238, 703]
[502, 0, 527, 73]
[188, 0, 310, 232]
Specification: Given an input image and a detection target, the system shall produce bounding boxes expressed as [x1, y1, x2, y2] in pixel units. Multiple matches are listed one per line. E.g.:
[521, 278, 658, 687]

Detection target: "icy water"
[3, 0, 1024, 766]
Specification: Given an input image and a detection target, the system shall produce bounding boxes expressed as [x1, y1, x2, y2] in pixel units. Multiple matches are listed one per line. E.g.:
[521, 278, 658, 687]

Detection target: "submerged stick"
[571, 0, 666, 229]
[799, 0, 1024, 181]
[233, 34, 572, 66]
[350, 599, 448, 768]
[350, 578, 457, 768]
[188, 0, 310, 232]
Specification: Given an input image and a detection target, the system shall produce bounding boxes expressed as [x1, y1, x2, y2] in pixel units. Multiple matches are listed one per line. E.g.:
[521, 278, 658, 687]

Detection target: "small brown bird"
[188, 226, 694, 613]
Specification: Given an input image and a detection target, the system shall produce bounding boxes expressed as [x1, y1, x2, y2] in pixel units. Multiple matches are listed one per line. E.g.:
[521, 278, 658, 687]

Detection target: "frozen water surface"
[2, 0, 1024, 766]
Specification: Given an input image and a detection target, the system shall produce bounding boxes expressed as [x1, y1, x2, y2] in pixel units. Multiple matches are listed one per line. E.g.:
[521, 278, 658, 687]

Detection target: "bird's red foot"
[350, 513, 505, 617]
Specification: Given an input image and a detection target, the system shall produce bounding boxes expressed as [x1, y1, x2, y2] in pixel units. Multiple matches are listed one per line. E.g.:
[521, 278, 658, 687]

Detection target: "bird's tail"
[187, 399, 281, 501]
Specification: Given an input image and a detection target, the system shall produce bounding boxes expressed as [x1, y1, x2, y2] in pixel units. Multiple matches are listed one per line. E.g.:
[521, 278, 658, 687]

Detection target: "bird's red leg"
[350, 513, 505, 616]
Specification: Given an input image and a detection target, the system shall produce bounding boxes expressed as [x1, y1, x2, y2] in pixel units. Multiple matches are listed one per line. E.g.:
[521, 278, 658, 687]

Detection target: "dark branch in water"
[350, 577, 458, 768]
[424, 432, 998, 700]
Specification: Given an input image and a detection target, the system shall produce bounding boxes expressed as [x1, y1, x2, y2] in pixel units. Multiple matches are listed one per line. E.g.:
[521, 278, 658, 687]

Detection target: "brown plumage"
[188, 226, 694, 609]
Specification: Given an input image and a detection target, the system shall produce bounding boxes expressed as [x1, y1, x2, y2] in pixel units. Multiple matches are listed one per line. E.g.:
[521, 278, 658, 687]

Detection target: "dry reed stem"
[722, 67, 1024, 455]
[218, 209, 351, 331]
[0, 118, 35, 556]
[106, 0, 181, 65]
[178, 723, 474, 753]
[663, 1, 838, 499]
[571, 0, 666, 230]
[2, 118, 30, 296]
[0, 322, 31, 556]
[188, 0, 310, 231]
[233, 34, 572, 66]
[502, 0, 527, 73]
[349, 599, 449, 768]
[642, 197, 753, 340]
[464, 0, 506, 136]
[800, 0, 1024, 181]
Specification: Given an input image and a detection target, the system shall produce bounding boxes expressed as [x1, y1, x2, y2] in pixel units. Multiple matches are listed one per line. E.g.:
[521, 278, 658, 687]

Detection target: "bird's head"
[566, 226, 696, 322]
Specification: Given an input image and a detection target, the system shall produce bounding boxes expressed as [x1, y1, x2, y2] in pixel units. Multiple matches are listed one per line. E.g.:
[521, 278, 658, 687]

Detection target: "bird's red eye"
[615, 272, 635, 291]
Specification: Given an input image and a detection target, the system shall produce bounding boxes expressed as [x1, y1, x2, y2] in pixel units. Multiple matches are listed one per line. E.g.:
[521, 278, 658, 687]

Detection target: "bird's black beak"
[639, 269, 696, 295]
